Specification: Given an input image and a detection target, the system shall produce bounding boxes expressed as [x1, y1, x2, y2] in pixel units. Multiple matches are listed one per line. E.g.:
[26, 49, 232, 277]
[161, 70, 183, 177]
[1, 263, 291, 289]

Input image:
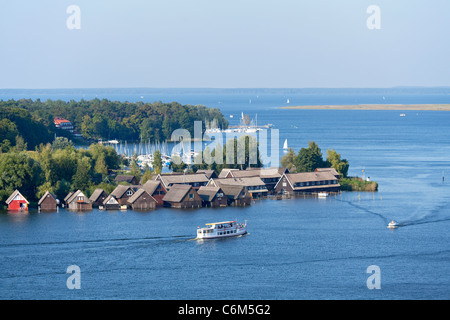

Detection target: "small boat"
[400, 113, 406, 117]
[387, 220, 399, 229]
[318, 192, 328, 198]
[196, 220, 247, 239]
[283, 139, 288, 151]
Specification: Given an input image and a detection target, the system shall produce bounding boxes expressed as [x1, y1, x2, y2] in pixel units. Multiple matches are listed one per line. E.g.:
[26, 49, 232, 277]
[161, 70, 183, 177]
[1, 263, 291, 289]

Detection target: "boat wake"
[1, 234, 194, 248]
[338, 193, 450, 229]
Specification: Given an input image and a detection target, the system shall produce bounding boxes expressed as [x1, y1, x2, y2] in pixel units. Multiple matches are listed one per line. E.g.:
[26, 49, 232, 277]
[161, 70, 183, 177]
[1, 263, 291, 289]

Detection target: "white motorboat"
[387, 220, 399, 229]
[196, 220, 247, 239]
[318, 192, 328, 198]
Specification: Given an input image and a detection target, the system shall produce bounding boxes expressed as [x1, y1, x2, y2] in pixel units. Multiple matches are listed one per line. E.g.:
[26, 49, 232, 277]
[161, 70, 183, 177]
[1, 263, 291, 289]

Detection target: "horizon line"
[1, 86, 450, 91]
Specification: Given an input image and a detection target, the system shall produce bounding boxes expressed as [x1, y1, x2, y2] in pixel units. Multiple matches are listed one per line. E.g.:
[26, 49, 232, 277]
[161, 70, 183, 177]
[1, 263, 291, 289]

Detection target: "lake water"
[0, 88, 449, 299]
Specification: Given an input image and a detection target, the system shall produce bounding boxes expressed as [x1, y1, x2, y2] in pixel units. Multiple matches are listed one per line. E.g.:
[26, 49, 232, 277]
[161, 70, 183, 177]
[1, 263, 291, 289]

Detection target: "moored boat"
[197, 220, 247, 239]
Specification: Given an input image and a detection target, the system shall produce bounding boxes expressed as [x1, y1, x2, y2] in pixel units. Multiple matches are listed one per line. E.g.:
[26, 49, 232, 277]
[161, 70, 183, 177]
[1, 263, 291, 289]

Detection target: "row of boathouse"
[5, 167, 341, 212]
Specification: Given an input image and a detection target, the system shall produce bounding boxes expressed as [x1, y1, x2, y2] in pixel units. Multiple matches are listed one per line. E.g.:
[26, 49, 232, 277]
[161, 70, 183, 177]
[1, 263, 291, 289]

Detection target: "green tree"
[152, 150, 163, 174]
[0, 152, 43, 202]
[140, 164, 153, 184]
[326, 149, 349, 177]
[14, 135, 27, 152]
[280, 147, 297, 171]
[72, 157, 92, 191]
[294, 141, 325, 172]
[94, 154, 108, 178]
[0, 118, 19, 146]
[169, 155, 187, 172]
[129, 157, 141, 180]
[52, 136, 73, 150]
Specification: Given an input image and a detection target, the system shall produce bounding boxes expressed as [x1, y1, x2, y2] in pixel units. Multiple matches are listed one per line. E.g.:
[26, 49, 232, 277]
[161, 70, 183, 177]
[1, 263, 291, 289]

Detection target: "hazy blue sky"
[0, 0, 449, 88]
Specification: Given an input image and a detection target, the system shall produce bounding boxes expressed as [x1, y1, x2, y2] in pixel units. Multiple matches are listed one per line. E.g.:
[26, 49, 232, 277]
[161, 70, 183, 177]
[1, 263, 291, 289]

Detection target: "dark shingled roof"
[197, 186, 221, 202]
[158, 173, 209, 188]
[127, 189, 156, 204]
[110, 185, 135, 198]
[38, 191, 57, 205]
[162, 184, 193, 203]
[141, 180, 161, 195]
[89, 188, 106, 202]
[219, 184, 247, 200]
[114, 175, 138, 183]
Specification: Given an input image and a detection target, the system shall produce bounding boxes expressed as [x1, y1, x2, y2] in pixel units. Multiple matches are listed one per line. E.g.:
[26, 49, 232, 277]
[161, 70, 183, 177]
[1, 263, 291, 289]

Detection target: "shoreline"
[279, 104, 450, 111]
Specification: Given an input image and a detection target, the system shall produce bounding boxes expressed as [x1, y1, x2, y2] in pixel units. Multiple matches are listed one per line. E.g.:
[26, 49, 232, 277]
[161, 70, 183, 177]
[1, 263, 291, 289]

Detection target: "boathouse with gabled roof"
[219, 167, 289, 191]
[38, 191, 58, 211]
[141, 180, 167, 207]
[6, 190, 29, 211]
[162, 184, 202, 208]
[127, 189, 157, 210]
[65, 190, 92, 211]
[110, 185, 138, 205]
[274, 172, 340, 196]
[155, 173, 209, 191]
[209, 176, 268, 199]
[197, 186, 227, 207]
[102, 194, 120, 210]
[89, 188, 108, 208]
[219, 184, 252, 206]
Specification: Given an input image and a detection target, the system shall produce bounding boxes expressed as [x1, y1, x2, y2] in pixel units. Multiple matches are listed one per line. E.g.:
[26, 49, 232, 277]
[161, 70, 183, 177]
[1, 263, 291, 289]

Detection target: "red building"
[6, 190, 29, 211]
[54, 117, 74, 132]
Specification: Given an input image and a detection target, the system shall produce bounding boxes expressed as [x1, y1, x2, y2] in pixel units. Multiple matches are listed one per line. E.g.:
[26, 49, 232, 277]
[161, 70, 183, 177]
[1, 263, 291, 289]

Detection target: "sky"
[0, 0, 449, 88]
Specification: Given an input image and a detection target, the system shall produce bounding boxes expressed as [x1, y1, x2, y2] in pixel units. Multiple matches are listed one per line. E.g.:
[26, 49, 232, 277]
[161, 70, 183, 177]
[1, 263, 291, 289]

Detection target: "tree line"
[0, 98, 229, 149]
[0, 137, 122, 206]
[280, 141, 349, 177]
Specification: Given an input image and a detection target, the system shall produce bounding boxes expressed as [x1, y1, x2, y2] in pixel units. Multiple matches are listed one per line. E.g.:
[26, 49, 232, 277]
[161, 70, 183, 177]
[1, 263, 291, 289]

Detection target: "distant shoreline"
[279, 104, 450, 111]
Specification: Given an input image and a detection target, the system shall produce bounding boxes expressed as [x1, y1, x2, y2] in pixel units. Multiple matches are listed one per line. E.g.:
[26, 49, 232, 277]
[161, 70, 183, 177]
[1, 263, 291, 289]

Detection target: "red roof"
[54, 117, 72, 125]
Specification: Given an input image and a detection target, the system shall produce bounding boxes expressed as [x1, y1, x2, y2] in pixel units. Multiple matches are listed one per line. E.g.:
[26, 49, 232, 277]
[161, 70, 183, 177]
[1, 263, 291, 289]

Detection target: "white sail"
[283, 139, 288, 150]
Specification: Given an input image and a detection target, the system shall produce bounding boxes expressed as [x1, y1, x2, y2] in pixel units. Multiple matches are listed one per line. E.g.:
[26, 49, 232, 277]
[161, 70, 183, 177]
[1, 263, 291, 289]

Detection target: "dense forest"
[0, 98, 228, 150]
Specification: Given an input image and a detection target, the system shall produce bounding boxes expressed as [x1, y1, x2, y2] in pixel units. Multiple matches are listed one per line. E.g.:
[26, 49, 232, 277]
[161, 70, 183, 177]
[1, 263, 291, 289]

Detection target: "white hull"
[197, 221, 247, 239]
[387, 220, 399, 229]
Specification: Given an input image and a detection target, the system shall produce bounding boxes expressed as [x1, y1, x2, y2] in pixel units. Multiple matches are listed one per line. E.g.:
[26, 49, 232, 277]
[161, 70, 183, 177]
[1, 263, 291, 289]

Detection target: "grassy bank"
[339, 177, 378, 192]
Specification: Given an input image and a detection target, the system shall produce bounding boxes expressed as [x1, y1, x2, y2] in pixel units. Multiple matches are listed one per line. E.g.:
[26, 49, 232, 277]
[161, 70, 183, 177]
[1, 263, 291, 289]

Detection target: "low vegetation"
[339, 177, 378, 192]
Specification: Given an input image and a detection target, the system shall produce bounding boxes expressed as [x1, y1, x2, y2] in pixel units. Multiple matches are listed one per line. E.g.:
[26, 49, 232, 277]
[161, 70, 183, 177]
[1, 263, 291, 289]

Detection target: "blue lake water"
[0, 88, 449, 299]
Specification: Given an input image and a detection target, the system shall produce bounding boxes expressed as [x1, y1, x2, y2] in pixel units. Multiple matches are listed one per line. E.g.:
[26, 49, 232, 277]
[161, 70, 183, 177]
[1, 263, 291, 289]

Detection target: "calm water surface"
[0, 88, 449, 299]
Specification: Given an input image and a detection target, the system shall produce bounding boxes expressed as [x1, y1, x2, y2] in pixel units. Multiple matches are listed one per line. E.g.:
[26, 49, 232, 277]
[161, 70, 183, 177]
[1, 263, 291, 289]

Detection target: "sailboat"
[283, 139, 288, 152]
